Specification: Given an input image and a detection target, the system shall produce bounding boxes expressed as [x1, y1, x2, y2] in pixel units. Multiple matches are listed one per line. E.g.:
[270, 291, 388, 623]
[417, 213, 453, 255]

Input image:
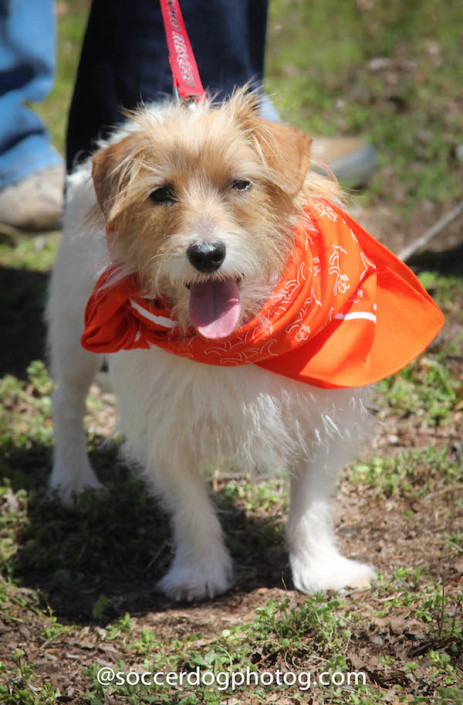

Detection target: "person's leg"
[0, 0, 63, 230]
[67, 0, 375, 186]
[66, 0, 269, 170]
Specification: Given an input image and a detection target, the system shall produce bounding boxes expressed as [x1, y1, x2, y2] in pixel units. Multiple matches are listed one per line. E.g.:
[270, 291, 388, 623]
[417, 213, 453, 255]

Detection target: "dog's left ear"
[253, 120, 312, 197]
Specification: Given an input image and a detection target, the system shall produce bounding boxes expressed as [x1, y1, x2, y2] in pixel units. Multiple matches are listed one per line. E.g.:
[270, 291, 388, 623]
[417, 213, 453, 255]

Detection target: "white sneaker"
[0, 164, 64, 232]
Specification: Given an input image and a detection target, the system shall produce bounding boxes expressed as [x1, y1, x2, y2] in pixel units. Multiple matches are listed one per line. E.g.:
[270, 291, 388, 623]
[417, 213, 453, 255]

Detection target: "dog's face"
[92, 91, 312, 338]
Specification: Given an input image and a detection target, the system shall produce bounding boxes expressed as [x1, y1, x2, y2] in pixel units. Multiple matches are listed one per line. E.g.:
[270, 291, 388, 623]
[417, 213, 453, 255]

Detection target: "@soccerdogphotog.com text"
[97, 666, 367, 691]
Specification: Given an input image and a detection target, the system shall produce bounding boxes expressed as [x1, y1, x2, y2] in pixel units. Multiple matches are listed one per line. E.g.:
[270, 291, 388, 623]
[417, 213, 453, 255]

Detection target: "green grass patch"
[267, 0, 463, 209]
[350, 447, 459, 500]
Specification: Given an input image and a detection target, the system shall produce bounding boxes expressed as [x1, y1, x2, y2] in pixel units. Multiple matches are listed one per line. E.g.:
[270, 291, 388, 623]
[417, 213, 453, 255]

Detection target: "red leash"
[159, 0, 205, 101]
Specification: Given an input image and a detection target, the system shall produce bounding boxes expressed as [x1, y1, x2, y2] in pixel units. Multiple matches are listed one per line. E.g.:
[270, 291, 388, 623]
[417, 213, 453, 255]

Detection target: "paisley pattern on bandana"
[82, 200, 444, 389]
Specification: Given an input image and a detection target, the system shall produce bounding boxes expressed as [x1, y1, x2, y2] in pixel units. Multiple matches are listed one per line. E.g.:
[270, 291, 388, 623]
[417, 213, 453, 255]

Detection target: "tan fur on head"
[91, 89, 341, 325]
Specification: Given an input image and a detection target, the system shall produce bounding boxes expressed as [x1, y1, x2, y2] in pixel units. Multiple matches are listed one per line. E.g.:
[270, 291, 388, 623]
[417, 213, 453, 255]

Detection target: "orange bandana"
[82, 200, 444, 389]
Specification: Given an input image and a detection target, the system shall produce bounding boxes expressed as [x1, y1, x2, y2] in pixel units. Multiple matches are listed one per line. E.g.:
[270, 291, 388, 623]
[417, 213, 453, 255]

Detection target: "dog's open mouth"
[188, 278, 241, 339]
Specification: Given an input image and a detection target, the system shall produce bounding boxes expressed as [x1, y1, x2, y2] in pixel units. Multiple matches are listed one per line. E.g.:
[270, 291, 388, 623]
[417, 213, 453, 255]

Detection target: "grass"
[376, 348, 461, 426]
[267, 0, 463, 211]
[1, 0, 462, 703]
[350, 446, 460, 500]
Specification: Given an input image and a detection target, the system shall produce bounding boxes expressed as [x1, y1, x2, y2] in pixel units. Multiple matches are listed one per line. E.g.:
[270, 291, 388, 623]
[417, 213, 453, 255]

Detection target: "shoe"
[310, 136, 376, 187]
[0, 164, 64, 233]
[259, 94, 376, 187]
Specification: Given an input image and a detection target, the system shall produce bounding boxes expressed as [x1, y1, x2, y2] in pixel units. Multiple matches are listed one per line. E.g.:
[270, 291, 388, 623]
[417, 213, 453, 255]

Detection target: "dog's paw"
[290, 551, 376, 594]
[48, 465, 106, 507]
[157, 555, 233, 602]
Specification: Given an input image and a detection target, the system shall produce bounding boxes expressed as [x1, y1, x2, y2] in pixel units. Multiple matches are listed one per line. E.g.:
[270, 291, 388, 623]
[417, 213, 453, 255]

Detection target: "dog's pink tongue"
[189, 279, 241, 339]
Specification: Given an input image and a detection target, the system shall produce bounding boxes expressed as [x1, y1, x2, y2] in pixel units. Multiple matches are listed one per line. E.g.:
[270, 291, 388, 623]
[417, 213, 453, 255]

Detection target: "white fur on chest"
[109, 347, 368, 478]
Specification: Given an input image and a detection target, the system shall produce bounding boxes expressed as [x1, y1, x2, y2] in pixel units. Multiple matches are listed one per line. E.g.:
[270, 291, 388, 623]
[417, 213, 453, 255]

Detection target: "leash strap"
[159, 0, 205, 101]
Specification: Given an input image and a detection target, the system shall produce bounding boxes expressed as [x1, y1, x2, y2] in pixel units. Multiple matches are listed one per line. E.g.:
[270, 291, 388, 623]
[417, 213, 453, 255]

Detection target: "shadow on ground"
[0, 266, 49, 378]
[4, 440, 289, 626]
[407, 242, 463, 276]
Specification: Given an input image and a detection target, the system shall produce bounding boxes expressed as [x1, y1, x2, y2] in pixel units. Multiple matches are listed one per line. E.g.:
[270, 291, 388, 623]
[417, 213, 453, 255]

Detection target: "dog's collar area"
[83, 199, 444, 389]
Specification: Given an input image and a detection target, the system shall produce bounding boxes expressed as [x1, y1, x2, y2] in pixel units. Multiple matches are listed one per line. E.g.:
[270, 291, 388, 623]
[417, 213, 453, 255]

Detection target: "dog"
[47, 89, 377, 601]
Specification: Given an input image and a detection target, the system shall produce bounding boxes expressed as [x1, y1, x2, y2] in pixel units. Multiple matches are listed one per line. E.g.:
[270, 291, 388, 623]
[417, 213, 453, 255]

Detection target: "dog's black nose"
[187, 241, 226, 273]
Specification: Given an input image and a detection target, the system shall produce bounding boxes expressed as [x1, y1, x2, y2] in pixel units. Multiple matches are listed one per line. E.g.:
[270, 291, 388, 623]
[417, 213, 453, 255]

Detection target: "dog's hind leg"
[287, 442, 376, 594]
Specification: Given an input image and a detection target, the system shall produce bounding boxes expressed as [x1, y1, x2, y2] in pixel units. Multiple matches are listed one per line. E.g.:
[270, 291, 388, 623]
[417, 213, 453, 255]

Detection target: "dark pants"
[66, 0, 269, 171]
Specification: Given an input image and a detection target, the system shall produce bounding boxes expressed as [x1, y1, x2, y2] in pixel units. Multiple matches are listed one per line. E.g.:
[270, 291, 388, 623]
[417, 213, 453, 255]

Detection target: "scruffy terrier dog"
[47, 90, 376, 601]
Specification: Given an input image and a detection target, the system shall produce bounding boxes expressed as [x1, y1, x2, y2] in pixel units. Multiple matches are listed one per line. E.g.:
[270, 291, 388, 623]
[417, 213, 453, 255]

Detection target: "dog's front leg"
[48, 350, 104, 506]
[287, 451, 376, 594]
[152, 462, 233, 601]
[47, 272, 105, 506]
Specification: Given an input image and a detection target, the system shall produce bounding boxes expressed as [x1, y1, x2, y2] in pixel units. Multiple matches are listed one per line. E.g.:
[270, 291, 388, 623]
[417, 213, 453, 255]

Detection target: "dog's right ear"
[91, 135, 138, 221]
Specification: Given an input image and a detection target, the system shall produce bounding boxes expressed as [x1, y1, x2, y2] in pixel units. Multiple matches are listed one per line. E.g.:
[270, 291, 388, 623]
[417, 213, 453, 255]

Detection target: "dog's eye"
[231, 179, 252, 192]
[149, 186, 176, 204]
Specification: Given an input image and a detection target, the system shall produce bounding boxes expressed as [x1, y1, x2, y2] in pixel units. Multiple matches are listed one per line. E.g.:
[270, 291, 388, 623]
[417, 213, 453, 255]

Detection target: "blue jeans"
[0, 0, 62, 190]
[67, 0, 269, 170]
